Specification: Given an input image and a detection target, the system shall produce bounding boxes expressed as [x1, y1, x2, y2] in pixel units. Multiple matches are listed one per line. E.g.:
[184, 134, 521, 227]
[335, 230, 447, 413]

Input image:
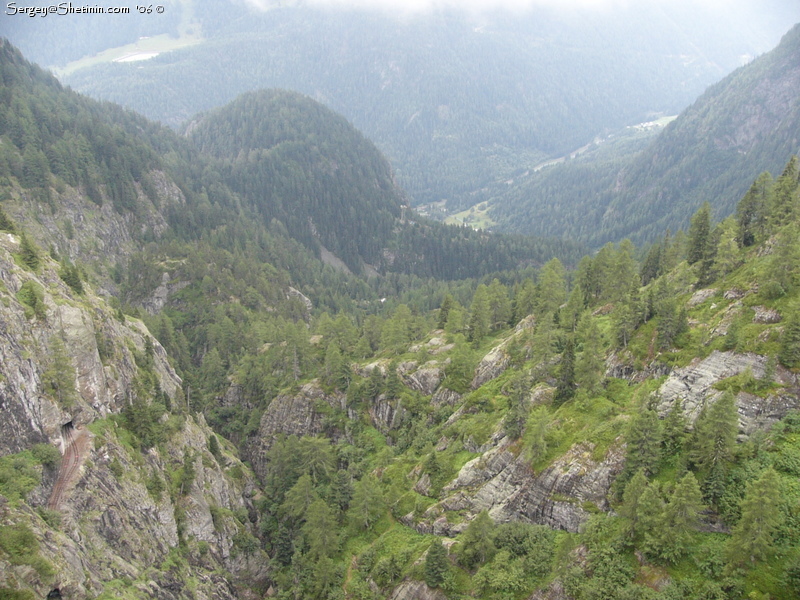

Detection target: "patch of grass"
[0, 452, 41, 503]
[0, 523, 54, 579]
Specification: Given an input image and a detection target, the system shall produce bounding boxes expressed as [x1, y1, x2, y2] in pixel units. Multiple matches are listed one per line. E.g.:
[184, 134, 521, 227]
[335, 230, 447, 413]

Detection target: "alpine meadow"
[2, 2, 800, 600]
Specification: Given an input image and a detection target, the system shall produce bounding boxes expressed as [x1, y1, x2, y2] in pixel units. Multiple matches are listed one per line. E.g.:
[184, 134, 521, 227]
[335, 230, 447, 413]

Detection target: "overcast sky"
[242, 0, 743, 14]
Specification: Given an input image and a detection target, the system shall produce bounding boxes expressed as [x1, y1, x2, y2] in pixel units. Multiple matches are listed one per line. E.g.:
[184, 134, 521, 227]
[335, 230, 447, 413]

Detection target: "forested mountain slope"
[491, 22, 800, 247]
[52, 2, 800, 210]
[5, 31, 800, 600]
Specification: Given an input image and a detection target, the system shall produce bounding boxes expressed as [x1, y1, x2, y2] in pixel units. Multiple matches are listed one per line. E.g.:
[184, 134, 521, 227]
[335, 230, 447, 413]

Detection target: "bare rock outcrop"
[399, 361, 444, 396]
[655, 350, 798, 432]
[247, 382, 345, 479]
[0, 238, 265, 600]
[472, 343, 511, 389]
[423, 439, 625, 534]
[390, 580, 448, 600]
[0, 234, 180, 456]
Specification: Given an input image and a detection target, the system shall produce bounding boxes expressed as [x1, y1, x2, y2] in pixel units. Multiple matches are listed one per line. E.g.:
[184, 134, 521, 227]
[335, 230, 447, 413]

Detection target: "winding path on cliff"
[48, 425, 89, 511]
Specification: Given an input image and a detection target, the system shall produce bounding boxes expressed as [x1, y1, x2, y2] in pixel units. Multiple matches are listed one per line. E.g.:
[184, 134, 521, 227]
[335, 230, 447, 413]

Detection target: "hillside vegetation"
[2, 34, 800, 600]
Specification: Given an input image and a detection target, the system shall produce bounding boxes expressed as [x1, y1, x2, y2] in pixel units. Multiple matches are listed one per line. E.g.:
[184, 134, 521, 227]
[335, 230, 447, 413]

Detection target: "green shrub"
[16, 281, 45, 320]
[0, 453, 40, 502]
[0, 524, 54, 578]
[31, 444, 60, 468]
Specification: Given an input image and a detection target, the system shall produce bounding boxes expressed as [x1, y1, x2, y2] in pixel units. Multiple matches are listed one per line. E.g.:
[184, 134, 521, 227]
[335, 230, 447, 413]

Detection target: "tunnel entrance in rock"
[61, 421, 74, 439]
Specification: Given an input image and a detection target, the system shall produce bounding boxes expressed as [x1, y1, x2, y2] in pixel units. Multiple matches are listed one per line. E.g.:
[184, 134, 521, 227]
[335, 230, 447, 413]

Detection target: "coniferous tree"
[652, 473, 705, 563]
[639, 482, 666, 558]
[661, 398, 686, 457]
[736, 172, 773, 247]
[443, 338, 474, 394]
[457, 510, 496, 569]
[487, 278, 512, 330]
[575, 314, 605, 397]
[348, 474, 385, 530]
[561, 284, 585, 333]
[619, 469, 648, 541]
[303, 499, 338, 559]
[18, 232, 40, 271]
[512, 279, 536, 324]
[280, 473, 318, 521]
[468, 284, 491, 345]
[424, 540, 450, 589]
[726, 467, 781, 570]
[553, 336, 576, 406]
[779, 308, 800, 368]
[689, 392, 738, 475]
[322, 343, 347, 390]
[687, 202, 712, 266]
[41, 334, 77, 409]
[384, 361, 403, 399]
[299, 436, 336, 484]
[437, 293, 455, 330]
[622, 407, 662, 482]
[768, 155, 799, 229]
[656, 299, 687, 350]
[536, 258, 567, 316]
[713, 217, 741, 279]
[640, 241, 663, 286]
[59, 260, 84, 294]
[0, 207, 15, 233]
[612, 239, 640, 301]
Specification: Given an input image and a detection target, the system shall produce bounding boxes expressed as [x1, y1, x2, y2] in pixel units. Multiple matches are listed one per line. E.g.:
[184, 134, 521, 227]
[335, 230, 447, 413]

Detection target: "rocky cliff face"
[0, 234, 266, 599]
[246, 381, 346, 480]
[655, 350, 800, 434]
[407, 430, 625, 535]
[2, 171, 183, 297]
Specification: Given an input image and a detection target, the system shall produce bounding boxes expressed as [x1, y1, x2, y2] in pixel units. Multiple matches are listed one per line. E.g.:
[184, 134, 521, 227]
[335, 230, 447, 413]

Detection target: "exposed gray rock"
[724, 288, 747, 300]
[432, 388, 462, 407]
[709, 301, 743, 338]
[433, 439, 625, 533]
[372, 394, 406, 432]
[4, 170, 182, 296]
[605, 352, 671, 383]
[0, 239, 265, 599]
[655, 350, 797, 432]
[389, 580, 448, 600]
[752, 305, 782, 324]
[286, 286, 313, 313]
[528, 579, 570, 600]
[472, 343, 511, 389]
[687, 288, 717, 307]
[736, 390, 800, 435]
[141, 272, 191, 315]
[0, 236, 180, 456]
[398, 361, 444, 396]
[414, 473, 432, 496]
[515, 314, 537, 331]
[249, 381, 345, 479]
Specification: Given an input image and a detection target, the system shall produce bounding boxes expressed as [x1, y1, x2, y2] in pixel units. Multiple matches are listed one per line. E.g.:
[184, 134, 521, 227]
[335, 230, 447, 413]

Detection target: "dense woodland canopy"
[2, 27, 800, 600]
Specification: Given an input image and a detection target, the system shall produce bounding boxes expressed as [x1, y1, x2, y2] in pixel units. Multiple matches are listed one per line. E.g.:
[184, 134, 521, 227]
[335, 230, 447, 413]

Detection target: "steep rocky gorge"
[0, 233, 266, 599]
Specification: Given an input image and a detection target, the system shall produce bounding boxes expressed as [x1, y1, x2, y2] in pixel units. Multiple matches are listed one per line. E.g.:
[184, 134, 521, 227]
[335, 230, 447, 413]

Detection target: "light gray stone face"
[655, 350, 799, 433]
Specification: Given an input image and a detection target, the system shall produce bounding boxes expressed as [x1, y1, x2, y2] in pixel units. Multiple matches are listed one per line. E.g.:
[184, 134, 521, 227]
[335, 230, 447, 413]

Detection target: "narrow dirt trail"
[47, 425, 88, 511]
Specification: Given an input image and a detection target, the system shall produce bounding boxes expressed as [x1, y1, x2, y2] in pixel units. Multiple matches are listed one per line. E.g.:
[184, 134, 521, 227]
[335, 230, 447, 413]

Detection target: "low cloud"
[239, 0, 626, 13]
[240, 0, 739, 16]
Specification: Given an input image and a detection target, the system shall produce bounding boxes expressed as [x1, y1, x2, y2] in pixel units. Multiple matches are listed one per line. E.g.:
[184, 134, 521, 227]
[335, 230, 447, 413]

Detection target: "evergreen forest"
[0, 13, 800, 600]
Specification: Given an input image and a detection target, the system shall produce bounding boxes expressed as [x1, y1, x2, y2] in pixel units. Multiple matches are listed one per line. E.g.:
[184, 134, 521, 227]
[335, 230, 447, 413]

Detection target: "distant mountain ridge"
[51, 2, 800, 210]
[490, 22, 800, 246]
